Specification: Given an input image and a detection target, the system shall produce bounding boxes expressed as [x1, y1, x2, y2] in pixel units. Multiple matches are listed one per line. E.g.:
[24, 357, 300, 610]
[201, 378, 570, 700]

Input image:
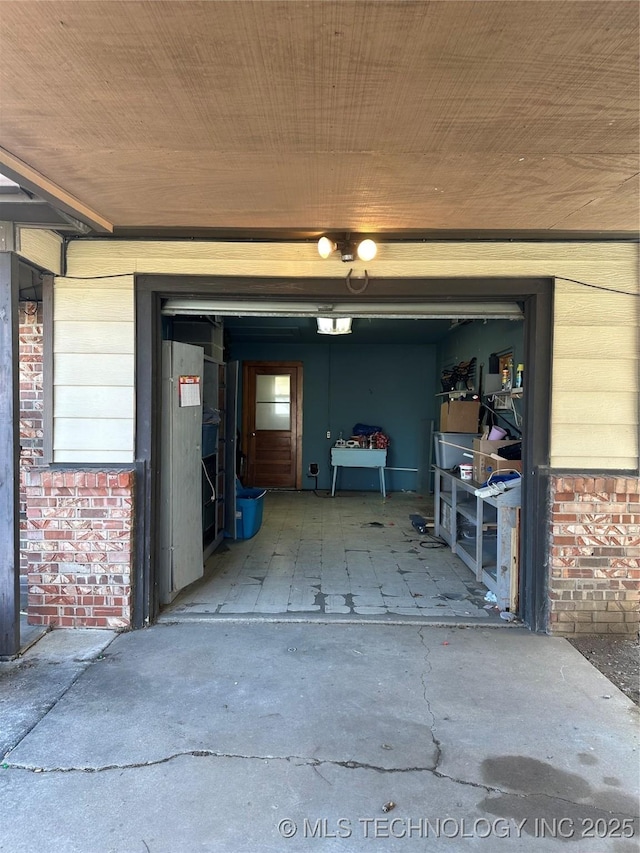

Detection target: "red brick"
[29, 606, 60, 616]
[553, 492, 576, 502]
[107, 551, 132, 564]
[93, 606, 126, 617]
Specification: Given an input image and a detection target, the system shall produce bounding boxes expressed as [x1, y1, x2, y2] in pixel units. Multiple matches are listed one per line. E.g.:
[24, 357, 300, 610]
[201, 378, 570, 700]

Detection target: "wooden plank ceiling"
[0, 0, 638, 236]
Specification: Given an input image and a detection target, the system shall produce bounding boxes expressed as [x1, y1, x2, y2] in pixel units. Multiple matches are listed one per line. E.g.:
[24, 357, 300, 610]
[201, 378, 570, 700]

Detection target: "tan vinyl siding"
[551, 279, 638, 468]
[54, 321, 136, 354]
[53, 274, 134, 462]
[60, 240, 639, 469]
[54, 418, 134, 452]
[65, 239, 638, 289]
[17, 227, 63, 275]
[54, 353, 135, 386]
[53, 386, 134, 419]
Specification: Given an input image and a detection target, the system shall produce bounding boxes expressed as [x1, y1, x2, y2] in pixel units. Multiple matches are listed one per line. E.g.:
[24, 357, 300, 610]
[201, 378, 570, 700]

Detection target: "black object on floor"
[410, 514, 428, 534]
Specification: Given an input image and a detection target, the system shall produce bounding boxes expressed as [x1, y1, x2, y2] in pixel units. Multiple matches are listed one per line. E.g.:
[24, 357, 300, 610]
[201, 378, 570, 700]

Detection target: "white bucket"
[460, 464, 473, 480]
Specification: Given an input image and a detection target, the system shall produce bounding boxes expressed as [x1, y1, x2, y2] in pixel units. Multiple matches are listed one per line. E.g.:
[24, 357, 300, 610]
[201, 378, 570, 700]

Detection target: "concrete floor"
[2, 492, 636, 851]
[166, 491, 503, 623]
[0, 621, 638, 852]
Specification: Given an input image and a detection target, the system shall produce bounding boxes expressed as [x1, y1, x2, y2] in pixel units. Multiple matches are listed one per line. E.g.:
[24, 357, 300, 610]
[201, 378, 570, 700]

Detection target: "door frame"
[242, 360, 303, 489]
[135, 274, 552, 631]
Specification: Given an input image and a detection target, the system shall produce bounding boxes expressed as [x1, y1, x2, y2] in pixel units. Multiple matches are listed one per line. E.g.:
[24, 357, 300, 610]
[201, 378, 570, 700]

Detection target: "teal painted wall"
[229, 341, 438, 492]
[165, 317, 524, 491]
[436, 319, 525, 437]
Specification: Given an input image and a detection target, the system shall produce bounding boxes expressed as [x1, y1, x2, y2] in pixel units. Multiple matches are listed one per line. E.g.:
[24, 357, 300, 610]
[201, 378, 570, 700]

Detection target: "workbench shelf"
[434, 467, 520, 611]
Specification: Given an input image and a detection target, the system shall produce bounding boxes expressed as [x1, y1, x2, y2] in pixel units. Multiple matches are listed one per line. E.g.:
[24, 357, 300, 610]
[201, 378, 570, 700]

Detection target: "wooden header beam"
[0, 146, 113, 234]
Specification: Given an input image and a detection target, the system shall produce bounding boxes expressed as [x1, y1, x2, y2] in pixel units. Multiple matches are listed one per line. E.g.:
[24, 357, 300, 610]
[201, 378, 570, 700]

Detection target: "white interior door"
[160, 341, 204, 603]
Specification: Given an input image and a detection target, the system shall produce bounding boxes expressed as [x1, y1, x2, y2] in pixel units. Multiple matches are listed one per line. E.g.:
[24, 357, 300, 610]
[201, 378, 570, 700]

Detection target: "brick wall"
[19, 301, 44, 577]
[549, 476, 640, 636]
[25, 470, 134, 629]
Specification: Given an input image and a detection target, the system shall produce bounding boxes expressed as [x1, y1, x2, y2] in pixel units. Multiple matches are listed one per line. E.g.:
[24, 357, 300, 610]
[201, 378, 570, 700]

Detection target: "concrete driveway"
[0, 621, 638, 852]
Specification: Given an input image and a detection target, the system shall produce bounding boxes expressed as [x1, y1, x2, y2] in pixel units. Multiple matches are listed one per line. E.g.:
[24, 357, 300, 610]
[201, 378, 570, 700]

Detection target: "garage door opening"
[154, 301, 526, 625]
[135, 275, 552, 631]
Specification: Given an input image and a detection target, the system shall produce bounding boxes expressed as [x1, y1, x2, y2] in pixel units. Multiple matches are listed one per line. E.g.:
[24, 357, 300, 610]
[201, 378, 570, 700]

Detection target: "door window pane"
[256, 402, 291, 430]
[255, 374, 291, 430]
[256, 374, 290, 402]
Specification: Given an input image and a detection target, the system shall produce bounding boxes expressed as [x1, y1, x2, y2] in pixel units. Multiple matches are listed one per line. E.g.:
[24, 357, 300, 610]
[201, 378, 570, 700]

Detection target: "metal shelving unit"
[434, 467, 521, 611]
[202, 356, 226, 560]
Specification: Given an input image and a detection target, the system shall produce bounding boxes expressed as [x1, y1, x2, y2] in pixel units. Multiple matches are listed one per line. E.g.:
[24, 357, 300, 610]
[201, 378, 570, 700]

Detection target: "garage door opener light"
[316, 317, 352, 335]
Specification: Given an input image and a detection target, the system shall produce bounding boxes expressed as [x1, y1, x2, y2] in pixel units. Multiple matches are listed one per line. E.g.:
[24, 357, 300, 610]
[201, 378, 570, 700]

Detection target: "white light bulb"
[317, 237, 336, 259]
[356, 239, 377, 261]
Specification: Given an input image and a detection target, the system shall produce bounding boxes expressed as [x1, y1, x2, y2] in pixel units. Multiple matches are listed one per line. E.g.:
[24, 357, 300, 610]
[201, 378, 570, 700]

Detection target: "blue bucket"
[235, 486, 267, 539]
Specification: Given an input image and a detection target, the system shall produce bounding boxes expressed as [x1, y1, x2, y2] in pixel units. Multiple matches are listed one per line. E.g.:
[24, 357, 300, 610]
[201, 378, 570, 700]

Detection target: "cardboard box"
[439, 401, 480, 433]
[472, 439, 522, 483]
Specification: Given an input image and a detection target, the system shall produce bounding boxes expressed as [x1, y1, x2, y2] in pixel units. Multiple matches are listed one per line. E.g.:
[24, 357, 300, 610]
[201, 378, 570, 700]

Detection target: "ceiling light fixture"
[317, 236, 336, 259]
[317, 235, 378, 262]
[316, 317, 352, 335]
[356, 239, 377, 262]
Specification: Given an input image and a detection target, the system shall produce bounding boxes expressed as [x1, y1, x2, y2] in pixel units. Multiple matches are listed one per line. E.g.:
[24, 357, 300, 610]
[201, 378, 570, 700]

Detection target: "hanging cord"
[201, 458, 215, 503]
[48, 270, 639, 298]
[555, 276, 640, 297]
[57, 272, 136, 279]
[482, 399, 523, 437]
[509, 396, 522, 429]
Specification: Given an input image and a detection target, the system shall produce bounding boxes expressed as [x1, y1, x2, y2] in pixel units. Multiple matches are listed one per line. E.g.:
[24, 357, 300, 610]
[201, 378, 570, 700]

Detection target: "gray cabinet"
[434, 467, 520, 611]
[160, 341, 205, 604]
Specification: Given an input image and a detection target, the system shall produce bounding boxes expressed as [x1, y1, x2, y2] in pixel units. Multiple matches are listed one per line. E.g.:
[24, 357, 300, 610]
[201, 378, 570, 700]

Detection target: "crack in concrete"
[8, 750, 635, 817]
[481, 787, 640, 821]
[4, 750, 439, 776]
[6, 754, 637, 838]
[6, 632, 636, 820]
[526, 792, 639, 819]
[417, 626, 443, 772]
[4, 749, 497, 796]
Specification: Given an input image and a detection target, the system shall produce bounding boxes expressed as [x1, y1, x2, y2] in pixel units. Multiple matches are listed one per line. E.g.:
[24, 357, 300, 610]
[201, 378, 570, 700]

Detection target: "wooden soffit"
[0, 1, 638, 235]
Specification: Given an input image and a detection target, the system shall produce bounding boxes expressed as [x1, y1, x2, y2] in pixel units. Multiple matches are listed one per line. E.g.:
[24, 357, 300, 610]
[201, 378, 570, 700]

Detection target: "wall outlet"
[308, 463, 319, 476]
[326, 430, 331, 439]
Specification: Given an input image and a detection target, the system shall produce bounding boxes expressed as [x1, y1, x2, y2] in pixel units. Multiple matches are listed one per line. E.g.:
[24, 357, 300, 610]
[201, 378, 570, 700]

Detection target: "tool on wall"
[440, 357, 476, 393]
